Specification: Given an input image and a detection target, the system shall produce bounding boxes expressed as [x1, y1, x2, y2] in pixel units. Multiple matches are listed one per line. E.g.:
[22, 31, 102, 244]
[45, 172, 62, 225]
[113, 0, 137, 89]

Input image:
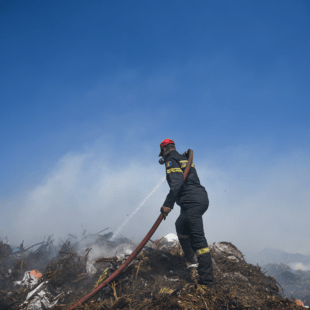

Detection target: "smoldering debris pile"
[0, 233, 308, 310]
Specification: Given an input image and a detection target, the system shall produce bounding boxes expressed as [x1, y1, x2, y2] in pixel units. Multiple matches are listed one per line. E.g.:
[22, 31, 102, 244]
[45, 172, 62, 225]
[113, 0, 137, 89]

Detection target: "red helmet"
[159, 139, 175, 157]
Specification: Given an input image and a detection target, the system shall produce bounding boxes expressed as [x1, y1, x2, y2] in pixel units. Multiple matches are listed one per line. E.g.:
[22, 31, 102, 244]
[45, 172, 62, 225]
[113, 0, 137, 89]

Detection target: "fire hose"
[68, 150, 194, 310]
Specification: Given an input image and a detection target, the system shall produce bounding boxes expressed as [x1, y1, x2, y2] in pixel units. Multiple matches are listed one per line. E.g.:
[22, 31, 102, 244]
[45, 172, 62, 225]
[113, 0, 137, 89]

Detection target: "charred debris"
[0, 232, 308, 310]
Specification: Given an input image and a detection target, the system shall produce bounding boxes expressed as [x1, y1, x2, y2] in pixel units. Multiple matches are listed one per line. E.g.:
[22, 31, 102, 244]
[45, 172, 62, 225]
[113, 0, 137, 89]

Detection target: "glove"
[160, 206, 172, 220]
[182, 149, 189, 158]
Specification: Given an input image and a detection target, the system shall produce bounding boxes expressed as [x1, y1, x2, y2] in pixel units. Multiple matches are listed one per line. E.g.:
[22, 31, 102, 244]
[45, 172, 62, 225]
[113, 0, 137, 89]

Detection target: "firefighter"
[159, 139, 215, 287]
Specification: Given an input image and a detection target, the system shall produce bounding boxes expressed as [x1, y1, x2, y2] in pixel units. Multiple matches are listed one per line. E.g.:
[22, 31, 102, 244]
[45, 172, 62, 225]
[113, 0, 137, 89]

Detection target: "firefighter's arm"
[162, 158, 184, 210]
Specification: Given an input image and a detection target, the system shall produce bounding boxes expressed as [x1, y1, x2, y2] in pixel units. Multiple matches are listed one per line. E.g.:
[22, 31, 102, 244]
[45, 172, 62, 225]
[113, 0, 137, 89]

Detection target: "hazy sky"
[0, 1, 309, 260]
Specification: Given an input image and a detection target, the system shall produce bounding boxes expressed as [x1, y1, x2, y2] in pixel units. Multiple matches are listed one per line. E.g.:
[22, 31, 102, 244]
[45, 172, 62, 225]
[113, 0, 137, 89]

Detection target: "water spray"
[112, 177, 166, 240]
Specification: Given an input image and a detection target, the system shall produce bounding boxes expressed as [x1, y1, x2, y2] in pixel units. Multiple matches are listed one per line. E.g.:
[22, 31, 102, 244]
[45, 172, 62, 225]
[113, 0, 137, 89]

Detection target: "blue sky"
[0, 1, 309, 259]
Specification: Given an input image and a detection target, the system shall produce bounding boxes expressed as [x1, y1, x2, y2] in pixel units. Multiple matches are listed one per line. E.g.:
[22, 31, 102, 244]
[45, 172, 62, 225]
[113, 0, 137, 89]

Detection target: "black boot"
[178, 237, 198, 264]
[197, 252, 215, 287]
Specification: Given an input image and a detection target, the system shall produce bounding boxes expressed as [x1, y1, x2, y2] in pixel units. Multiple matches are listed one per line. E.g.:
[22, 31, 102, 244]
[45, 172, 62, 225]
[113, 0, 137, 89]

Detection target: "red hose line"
[68, 150, 193, 310]
[184, 149, 193, 180]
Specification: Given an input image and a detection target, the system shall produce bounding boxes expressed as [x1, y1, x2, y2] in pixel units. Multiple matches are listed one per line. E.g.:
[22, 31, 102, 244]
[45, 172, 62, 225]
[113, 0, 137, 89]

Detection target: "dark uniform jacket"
[163, 150, 209, 210]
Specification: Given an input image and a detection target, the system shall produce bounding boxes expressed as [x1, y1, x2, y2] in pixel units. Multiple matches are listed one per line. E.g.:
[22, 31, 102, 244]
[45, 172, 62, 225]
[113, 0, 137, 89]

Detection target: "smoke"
[1, 146, 309, 264]
[1, 149, 169, 246]
[288, 263, 310, 272]
[86, 243, 137, 263]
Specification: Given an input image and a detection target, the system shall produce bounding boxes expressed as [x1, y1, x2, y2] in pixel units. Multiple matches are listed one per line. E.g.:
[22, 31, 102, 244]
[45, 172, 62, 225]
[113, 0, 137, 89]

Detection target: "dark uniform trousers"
[176, 204, 214, 286]
[175, 204, 209, 252]
[163, 150, 215, 286]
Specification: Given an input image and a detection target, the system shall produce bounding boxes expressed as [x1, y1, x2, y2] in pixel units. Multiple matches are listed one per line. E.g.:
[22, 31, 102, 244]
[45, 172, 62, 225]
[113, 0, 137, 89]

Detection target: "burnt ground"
[0, 235, 308, 310]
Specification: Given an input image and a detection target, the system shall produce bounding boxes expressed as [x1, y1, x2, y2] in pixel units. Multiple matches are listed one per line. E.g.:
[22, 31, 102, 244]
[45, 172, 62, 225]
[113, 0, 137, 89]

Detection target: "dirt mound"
[0, 235, 308, 309]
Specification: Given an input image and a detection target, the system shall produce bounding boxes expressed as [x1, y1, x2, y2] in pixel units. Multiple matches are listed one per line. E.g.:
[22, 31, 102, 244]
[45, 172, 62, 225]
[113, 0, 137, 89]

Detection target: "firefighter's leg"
[196, 248, 215, 286]
[178, 234, 198, 264]
[187, 205, 214, 287]
[175, 211, 198, 264]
